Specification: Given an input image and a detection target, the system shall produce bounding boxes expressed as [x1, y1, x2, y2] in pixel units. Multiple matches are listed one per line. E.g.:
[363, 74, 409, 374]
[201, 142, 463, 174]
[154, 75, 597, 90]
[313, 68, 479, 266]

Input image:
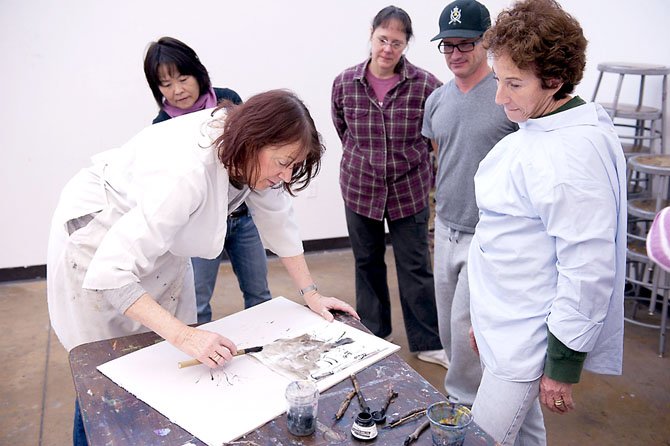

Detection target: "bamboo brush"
[177, 346, 263, 369]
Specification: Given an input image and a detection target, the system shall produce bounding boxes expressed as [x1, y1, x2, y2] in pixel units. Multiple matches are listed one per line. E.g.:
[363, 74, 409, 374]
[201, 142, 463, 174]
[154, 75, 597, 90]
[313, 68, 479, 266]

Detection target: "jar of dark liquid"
[285, 380, 319, 436]
[351, 411, 378, 441]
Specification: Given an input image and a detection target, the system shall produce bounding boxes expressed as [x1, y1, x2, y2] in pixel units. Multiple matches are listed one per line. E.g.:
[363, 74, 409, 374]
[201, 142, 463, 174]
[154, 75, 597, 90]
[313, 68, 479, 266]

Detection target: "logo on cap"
[449, 6, 462, 25]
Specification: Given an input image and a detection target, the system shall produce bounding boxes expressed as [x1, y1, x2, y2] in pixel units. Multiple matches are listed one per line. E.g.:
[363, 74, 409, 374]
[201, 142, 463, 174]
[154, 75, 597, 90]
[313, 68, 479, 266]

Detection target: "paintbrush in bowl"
[177, 346, 263, 369]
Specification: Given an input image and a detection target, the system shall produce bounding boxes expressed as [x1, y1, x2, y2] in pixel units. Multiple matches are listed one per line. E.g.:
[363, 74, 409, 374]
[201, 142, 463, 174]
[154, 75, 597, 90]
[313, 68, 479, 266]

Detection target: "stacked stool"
[592, 62, 669, 156]
[623, 154, 670, 356]
[592, 62, 669, 198]
[593, 62, 670, 356]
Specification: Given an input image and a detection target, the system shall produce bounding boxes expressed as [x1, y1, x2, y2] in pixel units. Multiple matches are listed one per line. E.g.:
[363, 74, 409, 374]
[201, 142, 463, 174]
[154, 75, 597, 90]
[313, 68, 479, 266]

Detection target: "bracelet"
[299, 283, 318, 296]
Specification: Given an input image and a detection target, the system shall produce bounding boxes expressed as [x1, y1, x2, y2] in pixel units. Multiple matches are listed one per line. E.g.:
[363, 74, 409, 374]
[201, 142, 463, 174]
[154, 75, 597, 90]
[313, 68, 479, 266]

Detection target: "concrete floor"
[1, 247, 669, 445]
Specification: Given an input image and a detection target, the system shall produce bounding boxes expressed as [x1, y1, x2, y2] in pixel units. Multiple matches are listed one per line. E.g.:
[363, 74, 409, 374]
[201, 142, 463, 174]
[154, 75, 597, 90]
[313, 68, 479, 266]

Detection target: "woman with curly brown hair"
[467, 0, 626, 444]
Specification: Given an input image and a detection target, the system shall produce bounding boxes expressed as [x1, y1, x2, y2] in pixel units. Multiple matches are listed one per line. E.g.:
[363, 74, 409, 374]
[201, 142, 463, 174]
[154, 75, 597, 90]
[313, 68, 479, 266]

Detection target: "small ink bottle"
[351, 411, 378, 441]
[285, 380, 319, 436]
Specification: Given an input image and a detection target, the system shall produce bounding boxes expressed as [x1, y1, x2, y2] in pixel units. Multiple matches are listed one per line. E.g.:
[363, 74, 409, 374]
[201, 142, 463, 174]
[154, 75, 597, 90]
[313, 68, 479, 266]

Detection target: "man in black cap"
[422, 0, 517, 407]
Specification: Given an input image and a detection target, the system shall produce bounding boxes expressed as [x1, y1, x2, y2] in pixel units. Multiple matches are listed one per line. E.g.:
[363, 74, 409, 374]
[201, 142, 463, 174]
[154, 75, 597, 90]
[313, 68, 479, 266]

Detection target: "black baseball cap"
[431, 0, 491, 41]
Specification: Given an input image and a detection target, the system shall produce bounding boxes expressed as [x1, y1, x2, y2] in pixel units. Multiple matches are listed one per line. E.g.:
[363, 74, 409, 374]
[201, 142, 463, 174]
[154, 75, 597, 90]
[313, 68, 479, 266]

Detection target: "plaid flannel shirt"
[331, 57, 441, 221]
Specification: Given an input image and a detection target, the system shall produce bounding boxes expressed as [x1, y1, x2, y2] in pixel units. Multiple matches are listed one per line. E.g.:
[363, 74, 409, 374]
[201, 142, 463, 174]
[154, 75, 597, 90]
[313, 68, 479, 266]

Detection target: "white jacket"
[468, 102, 626, 381]
[47, 109, 303, 350]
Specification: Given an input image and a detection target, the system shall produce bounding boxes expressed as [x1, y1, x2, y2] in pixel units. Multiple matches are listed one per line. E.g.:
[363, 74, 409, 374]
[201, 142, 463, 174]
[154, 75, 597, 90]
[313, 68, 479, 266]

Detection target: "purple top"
[366, 70, 400, 104]
[331, 57, 441, 221]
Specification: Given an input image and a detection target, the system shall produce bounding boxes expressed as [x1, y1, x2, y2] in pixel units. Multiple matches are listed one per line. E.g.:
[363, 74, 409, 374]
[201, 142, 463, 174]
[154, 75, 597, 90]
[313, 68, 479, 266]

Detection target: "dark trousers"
[345, 206, 442, 352]
[74, 399, 88, 446]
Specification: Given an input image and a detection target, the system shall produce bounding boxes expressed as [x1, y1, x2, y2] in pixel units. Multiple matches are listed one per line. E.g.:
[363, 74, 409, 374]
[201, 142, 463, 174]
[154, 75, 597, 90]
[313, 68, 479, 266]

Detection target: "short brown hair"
[215, 89, 324, 195]
[483, 0, 587, 99]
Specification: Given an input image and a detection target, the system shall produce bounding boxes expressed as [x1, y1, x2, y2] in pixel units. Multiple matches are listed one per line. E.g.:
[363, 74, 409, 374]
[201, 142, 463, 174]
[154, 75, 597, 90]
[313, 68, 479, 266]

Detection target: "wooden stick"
[384, 407, 427, 429]
[177, 346, 263, 369]
[350, 374, 362, 393]
[349, 374, 370, 412]
[402, 419, 430, 445]
[335, 389, 357, 420]
[381, 387, 398, 413]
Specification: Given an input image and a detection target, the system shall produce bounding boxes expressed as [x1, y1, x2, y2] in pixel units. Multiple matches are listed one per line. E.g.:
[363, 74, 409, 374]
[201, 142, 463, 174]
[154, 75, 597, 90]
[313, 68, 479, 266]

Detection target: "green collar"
[544, 95, 586, 117]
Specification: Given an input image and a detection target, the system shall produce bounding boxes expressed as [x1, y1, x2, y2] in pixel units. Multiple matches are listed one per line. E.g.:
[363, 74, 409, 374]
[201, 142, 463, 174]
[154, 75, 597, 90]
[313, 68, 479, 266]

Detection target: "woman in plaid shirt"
[331, 6, 447, 366]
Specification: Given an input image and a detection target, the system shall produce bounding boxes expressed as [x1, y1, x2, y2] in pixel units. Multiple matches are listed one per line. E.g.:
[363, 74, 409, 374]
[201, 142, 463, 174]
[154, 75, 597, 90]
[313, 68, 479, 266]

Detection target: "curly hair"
[483, 0, 587, 99]
[214, 89, 324, 196]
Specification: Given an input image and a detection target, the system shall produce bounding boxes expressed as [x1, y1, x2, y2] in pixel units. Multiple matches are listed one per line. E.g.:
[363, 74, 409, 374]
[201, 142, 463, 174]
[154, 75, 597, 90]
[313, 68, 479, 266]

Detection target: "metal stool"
[625, 154, 670, 356]
[627, 155, 670, 309]
[627, 155, 670, 218]
[592, 62, 669, 156]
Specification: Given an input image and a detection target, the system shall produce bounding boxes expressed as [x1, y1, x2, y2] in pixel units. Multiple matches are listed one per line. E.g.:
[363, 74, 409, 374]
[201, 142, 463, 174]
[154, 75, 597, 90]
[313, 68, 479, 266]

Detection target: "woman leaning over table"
[467, 0, 626, 444]
[331, 5, 446, 366]
[46, 90, 358, 445]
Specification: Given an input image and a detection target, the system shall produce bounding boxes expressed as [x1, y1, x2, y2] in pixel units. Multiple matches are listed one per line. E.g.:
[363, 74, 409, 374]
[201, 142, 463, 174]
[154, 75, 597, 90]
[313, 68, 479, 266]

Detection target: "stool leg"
[637, 75, 646, 111]
[591, 71, 604, 102]
[661, 74, 667, 154]
[626, 159, 640, 196]
[633, 118, 644, 150]
[611, 73, 625, 117]
[649, 262, 659, 316]
[655, 174, 668, 216]
[649, 118, 658, 154]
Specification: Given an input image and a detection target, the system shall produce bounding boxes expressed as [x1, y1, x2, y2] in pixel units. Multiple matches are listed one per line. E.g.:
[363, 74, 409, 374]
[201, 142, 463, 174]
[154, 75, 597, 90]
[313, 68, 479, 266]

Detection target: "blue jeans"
[192, 205, 271, 323]
[73, 399, 88, 446]
[345, 206, 441, 352]
[472, 367, 547, 446]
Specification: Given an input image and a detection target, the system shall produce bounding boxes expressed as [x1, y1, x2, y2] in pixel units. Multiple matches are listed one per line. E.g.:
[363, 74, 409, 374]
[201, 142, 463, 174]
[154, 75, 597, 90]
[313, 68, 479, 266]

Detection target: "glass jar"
[351, 411, 378, 441]
[285, 380, 319, 436]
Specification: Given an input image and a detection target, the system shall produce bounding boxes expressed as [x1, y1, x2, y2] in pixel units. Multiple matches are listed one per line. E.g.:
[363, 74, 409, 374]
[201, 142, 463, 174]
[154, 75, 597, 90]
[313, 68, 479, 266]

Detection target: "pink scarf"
[162, 87, 218, 118]
[647, 206, 670, 272]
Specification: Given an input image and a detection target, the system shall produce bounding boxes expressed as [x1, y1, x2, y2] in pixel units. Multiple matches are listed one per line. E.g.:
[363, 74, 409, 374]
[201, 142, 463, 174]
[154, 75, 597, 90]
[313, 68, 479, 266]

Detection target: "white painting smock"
[47, 109, 303, 351]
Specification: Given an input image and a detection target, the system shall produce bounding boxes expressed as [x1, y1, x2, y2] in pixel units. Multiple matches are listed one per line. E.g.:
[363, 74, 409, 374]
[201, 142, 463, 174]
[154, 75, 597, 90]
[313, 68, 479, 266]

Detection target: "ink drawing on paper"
[97, 296, 399, 446]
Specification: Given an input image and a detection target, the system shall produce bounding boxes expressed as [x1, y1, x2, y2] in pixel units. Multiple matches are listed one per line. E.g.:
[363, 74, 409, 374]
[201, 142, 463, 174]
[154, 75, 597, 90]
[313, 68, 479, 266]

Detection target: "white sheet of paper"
[97, 296, 399, 445]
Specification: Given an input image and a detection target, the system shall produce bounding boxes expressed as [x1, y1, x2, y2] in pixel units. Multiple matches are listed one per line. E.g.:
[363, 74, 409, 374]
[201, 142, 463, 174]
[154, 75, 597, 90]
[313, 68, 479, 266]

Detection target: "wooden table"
[70, 314, 496, 445]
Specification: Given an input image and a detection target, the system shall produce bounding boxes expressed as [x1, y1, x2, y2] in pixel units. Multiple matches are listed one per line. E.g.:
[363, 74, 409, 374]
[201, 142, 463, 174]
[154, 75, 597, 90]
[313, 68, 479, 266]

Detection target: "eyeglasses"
[376, 37, 406, 51]
[437, 39, 481, 54]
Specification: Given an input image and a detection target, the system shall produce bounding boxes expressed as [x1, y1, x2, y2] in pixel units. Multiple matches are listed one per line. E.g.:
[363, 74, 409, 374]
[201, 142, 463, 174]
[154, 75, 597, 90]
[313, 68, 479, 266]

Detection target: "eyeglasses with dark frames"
[437, 38, 481, 54]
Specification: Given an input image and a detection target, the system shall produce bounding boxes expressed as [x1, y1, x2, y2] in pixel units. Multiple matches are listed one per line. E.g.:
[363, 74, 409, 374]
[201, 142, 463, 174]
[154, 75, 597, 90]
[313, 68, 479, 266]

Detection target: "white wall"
[1, 0, 669, 269]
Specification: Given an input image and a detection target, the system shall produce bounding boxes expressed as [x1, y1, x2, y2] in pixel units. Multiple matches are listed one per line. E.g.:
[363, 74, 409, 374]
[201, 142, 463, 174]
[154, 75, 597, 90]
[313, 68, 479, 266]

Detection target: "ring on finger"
[554, 399, 564, 407]
[211, 353, 221, 362]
